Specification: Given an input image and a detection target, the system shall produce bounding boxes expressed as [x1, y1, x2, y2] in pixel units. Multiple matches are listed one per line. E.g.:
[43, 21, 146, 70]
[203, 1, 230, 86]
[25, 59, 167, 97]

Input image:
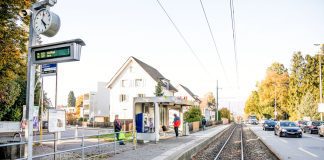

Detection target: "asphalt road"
[248, 124, 324, 160]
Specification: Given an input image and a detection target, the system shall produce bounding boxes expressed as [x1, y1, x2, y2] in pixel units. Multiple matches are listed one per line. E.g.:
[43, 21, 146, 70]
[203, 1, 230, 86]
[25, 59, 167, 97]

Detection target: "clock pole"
[25, 4, 37, 160]
[23, 1, 58, 159]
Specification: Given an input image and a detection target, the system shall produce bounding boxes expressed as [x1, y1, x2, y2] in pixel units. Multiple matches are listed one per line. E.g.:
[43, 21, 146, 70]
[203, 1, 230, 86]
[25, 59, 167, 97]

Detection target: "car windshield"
[312, 122, 321, 126]
[265, 121, 276, 125]
[280, 122, 296, 127]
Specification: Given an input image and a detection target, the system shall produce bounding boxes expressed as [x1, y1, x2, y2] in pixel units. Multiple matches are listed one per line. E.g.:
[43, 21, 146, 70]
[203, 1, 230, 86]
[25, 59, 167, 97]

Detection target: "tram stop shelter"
[133, 96, 194, 143]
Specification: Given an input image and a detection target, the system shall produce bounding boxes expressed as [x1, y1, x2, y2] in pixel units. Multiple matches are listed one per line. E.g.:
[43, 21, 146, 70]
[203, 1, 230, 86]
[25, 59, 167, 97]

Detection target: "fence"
[0, 129, 137, 160]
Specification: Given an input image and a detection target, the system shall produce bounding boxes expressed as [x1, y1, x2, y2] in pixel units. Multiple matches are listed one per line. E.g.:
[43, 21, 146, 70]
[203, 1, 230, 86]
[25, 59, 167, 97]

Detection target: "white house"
[106, 56, 178, 122]
[175, 84, 201, 106]
[82, 91, 96, 119]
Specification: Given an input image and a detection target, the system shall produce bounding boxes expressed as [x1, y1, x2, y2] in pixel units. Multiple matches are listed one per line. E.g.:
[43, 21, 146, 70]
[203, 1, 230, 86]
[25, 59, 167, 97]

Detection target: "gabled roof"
[107, 56, 177, 92]
[179, 84, 200, 102]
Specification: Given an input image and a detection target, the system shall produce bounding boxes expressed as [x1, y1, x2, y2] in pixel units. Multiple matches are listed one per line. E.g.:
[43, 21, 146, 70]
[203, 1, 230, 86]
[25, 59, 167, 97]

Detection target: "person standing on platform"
[173, 114, 180, 137]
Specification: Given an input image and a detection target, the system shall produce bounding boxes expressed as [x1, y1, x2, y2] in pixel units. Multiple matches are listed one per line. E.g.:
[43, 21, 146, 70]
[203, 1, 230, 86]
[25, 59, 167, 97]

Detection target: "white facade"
[107, 57, 176, 122]
[95, 82, 110, 117]
[83, 91, 96, 119]
[82, 82, 110, 121]
[175, 84, 200, 106]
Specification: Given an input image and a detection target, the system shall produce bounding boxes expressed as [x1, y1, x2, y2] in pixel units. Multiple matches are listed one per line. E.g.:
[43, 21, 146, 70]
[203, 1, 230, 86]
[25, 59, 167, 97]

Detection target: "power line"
[230, 0, 239, 88]
[155, 0, 210, 75]
[199, 0, 228, 81]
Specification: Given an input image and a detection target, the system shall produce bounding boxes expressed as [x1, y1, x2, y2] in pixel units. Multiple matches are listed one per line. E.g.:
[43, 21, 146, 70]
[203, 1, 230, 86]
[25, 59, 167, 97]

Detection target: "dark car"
[302, 121, 321, 134]
[263, 120, 276, 131]
[274, 121, 302, 138]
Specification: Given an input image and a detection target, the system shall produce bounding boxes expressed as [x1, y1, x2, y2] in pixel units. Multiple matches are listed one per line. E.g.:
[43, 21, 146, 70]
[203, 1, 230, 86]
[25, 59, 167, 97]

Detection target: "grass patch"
[91, 132, 133, 142]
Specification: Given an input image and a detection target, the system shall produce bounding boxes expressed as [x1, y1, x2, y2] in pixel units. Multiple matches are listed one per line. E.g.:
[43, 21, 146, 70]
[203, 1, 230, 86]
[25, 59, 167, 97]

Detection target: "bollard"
[75, 125, 78, 139]
[114, 133, 116, 155]
[81, 136, 85, 159]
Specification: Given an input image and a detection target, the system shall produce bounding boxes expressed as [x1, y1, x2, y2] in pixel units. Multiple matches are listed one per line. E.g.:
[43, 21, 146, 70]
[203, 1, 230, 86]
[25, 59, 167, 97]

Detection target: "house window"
[138, 94, 145, 98]
[135, 79, 143, 87]
[121, 80, 129, 87]
[120, 94, 127, 102]
[129, 66, 133, 73]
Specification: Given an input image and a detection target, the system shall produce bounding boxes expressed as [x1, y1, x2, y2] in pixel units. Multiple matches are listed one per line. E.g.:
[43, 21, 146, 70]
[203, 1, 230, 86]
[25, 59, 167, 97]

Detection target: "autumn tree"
[219, 108, 231, 120]
[75, 95, 83, 118]
[0, 0, 36, 120]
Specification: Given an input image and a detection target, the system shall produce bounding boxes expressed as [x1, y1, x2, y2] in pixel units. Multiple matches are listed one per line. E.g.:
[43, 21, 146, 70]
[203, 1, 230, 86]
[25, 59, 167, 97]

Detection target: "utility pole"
[216, 80, 219, 121]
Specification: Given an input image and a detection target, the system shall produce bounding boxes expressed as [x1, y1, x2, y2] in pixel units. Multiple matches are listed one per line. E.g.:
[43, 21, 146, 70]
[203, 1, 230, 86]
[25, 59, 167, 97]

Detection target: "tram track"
[192, 123, 278, 160]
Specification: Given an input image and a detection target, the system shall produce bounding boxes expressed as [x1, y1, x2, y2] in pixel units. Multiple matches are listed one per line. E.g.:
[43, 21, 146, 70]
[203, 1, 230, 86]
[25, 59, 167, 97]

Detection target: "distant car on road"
[302, 121, 321, 134]
[295, 120, 306, 128]
[262, 120, 276, 131]
[319, 124, 324, 137]
[274, 121, 302, 138]
[259, 118, 268, 124]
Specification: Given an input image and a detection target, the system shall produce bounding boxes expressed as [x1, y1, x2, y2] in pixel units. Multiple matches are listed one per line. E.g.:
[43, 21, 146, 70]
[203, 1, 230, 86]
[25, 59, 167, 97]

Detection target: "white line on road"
[278, 138, 288, 144]
[298, 147, 318, 158]
[303, 134, 324, 141]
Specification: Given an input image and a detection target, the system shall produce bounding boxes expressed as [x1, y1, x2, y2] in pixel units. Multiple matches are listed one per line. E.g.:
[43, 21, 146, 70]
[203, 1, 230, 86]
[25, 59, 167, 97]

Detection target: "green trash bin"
[0, 140, 24, 160]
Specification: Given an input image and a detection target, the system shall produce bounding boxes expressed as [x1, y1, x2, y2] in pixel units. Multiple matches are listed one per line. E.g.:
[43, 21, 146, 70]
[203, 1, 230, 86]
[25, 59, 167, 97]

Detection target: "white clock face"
[34, 9, 51, 34]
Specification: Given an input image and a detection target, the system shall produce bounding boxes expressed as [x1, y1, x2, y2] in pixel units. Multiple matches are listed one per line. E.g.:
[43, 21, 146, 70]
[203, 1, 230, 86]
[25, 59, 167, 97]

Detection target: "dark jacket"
[202, 118, 207, 125]
[114, 119, 122, 132]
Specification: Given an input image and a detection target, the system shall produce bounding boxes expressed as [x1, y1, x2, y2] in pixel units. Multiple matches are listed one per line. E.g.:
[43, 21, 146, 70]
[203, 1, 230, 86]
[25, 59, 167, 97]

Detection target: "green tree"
[184, 106, 202, 122]
[154, 81, 164, 97]
[68, 91, 76, 107]
[297, 92, 319, 120]
[287, 52, 305, 120]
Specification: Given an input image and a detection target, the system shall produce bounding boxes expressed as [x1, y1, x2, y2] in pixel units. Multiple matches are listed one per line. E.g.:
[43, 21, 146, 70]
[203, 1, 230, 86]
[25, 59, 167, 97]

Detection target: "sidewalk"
[109, 124, 230, 160]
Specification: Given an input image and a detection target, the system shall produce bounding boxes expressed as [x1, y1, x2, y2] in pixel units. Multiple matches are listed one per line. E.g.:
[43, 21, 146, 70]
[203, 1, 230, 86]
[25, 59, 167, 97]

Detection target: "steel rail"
[214, 124, 244, 160]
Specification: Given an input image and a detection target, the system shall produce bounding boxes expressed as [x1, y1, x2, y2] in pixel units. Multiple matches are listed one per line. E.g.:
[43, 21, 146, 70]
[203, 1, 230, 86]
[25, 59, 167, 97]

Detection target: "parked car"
[295, 120, 306, 128]
[263, 120, 276, 131]
[274, 121, 302, 138]
[319, 124, 324, 137]
[302, 121, 321, 134]
[260, 118, 268, 124]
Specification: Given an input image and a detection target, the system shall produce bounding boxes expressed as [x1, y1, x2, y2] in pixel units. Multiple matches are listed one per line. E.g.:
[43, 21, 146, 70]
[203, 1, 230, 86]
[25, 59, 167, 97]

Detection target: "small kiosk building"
[133, 96, 194, 142]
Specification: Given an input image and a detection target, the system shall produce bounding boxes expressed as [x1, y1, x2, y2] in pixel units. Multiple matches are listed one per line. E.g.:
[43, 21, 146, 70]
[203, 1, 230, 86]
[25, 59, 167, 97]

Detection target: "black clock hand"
[41, 19, 47, 29]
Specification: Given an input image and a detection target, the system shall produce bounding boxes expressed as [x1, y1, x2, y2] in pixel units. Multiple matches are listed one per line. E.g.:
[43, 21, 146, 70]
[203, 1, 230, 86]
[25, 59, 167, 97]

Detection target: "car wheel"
[298, 135, 302, 138]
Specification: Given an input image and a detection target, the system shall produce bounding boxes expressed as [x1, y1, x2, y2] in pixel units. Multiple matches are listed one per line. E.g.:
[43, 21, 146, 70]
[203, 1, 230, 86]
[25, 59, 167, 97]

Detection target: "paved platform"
[109, 124, 230, 160]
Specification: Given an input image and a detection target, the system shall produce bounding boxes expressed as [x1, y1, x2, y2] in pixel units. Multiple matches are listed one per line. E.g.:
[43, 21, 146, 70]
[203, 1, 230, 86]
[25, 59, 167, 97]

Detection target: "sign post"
[23, 1, 85, 159]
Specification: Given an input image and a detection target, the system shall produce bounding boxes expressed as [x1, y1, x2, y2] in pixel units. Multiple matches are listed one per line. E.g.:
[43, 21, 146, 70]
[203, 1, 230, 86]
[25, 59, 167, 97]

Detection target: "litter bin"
[0, 140, 24, 159]
[183, 122, 190, 136]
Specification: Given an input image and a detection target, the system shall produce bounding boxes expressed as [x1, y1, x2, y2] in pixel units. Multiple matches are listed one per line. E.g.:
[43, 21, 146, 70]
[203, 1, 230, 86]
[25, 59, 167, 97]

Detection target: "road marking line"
[298, 147, 318, 158]
[303, 134, 324, 141]
[278, 138, 288, 143]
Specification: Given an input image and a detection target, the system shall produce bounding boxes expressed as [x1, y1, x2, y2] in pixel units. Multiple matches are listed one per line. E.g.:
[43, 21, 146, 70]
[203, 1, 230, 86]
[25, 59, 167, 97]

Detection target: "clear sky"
[40, 0, 324, 115]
